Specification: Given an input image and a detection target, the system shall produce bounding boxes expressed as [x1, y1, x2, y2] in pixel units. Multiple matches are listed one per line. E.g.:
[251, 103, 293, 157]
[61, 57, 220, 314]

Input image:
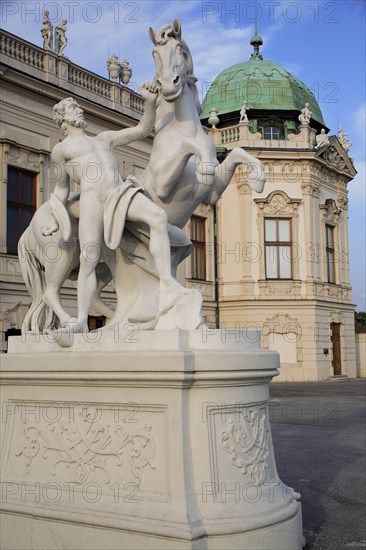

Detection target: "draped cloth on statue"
[103, 176, 144, 250]
[100, 177, 197, 328]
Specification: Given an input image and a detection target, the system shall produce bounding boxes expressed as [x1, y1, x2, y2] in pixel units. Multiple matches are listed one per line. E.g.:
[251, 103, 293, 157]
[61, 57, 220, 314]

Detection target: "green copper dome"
[201, 39, 325, 127]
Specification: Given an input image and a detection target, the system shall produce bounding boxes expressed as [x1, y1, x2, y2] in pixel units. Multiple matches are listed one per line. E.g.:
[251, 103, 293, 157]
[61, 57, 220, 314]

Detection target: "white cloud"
[353, 102, 366, 142]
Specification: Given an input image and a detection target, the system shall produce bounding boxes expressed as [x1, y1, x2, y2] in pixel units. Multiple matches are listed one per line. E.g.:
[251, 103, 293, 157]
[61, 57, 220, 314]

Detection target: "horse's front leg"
[151, 138, 216, 200]
[209, 148, 266, 204]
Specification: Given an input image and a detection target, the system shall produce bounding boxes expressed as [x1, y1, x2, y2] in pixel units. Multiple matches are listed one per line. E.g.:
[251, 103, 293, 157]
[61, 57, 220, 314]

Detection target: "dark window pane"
[191, 215, 206, 280]
[8, 167, 19, 186]
[7, 167, 37, 255]
[21, 209, 33, 233]
[6, 206, 19, 254]
[21, 173, 35, 205]
[7, 168, 19, 202]
[263, 127, 280, 140]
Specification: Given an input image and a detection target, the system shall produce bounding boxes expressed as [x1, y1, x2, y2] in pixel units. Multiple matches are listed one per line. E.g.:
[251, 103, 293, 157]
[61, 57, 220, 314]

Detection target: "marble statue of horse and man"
[19, 18, 266, 335]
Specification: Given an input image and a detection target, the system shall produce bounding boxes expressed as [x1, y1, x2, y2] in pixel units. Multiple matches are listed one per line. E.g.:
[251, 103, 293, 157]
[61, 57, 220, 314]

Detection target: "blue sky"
[1, 0, 365, 310]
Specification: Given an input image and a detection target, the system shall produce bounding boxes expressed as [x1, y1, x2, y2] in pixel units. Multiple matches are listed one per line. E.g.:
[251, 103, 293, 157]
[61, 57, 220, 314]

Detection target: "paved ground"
[269, 379, 366, 550]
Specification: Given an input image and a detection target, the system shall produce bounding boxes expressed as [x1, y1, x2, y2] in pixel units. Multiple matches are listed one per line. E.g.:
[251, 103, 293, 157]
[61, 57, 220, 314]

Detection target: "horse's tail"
[18, 230, 47, 333]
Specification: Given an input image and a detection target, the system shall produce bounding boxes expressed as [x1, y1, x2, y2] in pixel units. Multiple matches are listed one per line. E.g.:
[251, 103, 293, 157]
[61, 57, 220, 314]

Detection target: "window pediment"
[255, 191, 301, 216]
[320, 199, 341, 225]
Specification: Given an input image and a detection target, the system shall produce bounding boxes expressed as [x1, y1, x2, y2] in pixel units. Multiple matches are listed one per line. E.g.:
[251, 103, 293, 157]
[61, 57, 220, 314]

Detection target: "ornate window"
[263, 126, 280, 140]
[320, 200, 341, 285]
[264, 218, 292, 279]
[255, 191, 301, 284]
[190, 215, 206, 280]
[259, 116, 283, 140]
[326, 225, 335, 284]
[7, 167, 37, 254]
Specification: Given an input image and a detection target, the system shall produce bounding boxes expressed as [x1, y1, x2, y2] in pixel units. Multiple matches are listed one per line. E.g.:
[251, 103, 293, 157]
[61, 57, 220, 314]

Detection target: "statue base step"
[1, 329, 304, 549]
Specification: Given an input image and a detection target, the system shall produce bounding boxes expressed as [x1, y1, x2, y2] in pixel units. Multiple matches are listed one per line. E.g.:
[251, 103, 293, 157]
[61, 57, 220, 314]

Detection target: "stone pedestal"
[0, 329, 304, 549]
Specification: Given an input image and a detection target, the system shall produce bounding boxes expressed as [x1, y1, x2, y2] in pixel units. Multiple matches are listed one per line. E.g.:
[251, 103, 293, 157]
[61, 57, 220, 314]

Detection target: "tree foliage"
[355, 312, 366, 333]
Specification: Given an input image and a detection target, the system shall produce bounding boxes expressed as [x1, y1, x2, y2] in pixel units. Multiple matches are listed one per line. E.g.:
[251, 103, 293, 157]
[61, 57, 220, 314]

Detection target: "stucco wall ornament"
[322, 145, 347, 172]
[18, 19, 266, 342]
[320, 199, 341, 225]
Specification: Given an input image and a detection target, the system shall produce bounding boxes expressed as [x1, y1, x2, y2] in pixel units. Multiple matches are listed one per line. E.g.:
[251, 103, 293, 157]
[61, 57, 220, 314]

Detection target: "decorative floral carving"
[322, 146, 347, 172]
[301, 181, 320, 197]
[264, 195, 292, 215]
[255, 191, 301, 217]
[330, 310, 342, 323]
[338, 196, 349, 209]
[264, 281, 296, 295]
[328, 285, 340, 298]
[16, 410, 156, 485]
[8, 146, 22, 160]
[320, 199, 341, 225]
[220, 405, 269, 486]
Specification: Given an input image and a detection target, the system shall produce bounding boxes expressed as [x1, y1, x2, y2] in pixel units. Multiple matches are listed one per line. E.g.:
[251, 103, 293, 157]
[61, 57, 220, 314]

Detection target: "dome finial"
[250, 17, 263, 60]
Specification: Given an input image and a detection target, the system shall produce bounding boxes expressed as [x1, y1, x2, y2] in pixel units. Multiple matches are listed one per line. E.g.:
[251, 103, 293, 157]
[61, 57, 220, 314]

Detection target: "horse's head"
[149, 19, 195, 102]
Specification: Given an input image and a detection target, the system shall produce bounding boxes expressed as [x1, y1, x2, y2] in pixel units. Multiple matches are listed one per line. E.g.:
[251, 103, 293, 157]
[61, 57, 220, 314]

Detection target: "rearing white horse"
[141, 18, 266, 229]
[18, 18, 266, 334]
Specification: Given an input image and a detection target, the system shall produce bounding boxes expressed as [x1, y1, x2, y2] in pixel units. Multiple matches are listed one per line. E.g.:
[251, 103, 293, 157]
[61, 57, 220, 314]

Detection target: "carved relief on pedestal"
[16, 418, 156, 485]
[205, 402, 273, 493]
[2, 400, 167, 501]
[220, 405, 269, 487]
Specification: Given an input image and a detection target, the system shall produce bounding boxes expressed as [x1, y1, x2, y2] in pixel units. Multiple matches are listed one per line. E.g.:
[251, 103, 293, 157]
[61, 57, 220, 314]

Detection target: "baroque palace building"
[0, 29, 357, 381]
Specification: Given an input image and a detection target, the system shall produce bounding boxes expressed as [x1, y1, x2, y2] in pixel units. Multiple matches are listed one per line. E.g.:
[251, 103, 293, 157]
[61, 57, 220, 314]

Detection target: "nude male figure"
[42, 83, 188, 332]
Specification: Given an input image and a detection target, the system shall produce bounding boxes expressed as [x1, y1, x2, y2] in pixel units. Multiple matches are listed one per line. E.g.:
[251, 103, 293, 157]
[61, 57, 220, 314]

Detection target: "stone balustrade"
[1, 32, 44, 70]
[69, 66, 111, 100]
[206, 120, 316, 149]
[0, 30, 144, 119]
[220, 126, 241, 144]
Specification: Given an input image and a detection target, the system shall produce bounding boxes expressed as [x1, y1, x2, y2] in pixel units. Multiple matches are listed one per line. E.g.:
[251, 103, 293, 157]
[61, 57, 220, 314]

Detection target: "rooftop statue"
[55, 19, 67, 55]
[239, 100, 249, 123]
[40, 10, 53, 50]
[338, 126, 352, 152]
[315, 128, 330, 149]
[107, 54, 120, 81]
[298, 102, 312, 124]
[19, 19, 266, 338]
